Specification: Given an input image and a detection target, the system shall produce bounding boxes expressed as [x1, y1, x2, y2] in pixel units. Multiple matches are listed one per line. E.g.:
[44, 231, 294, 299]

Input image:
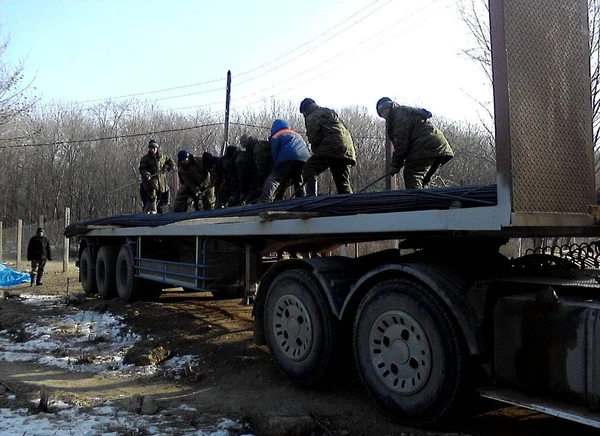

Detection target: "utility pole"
[221, 70, 231, 156]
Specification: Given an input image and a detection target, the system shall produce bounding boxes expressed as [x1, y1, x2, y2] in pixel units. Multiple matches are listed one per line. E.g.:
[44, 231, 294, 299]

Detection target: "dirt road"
[0, 261, 597, 435]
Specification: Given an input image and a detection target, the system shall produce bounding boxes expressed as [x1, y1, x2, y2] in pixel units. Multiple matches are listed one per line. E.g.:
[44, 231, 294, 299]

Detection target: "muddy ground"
[0, 261, 598, 436]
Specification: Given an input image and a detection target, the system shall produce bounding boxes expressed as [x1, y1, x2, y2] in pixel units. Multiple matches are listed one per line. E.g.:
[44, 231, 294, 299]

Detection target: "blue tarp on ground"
[0, 263, 30, 287]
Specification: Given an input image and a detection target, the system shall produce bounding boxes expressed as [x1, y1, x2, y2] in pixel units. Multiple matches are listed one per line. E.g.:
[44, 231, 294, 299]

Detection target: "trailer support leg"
[241, 244, 256, 305]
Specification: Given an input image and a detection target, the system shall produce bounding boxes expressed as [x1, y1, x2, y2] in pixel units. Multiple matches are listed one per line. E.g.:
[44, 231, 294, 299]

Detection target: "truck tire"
[95, 246, 117, 299]
[79, 246, 97, 294]
[264, 269, 336, 386]
[353, 278, 466, 426]
[115, 244, 139, 302]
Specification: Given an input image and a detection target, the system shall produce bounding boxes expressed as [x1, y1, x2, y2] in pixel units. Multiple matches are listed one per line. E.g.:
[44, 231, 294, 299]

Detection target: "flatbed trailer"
[65, 0, 600, 428]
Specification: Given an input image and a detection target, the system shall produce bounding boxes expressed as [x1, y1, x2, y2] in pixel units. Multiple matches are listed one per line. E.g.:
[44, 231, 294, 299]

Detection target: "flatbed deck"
[65, 185, 600, 249]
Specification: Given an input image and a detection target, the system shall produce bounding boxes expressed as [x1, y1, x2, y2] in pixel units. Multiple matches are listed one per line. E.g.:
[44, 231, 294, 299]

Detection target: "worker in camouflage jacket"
[213, 145, 242, 208]
[173, 150, 214, 212]
[236, 134, 260, 204]
[237, 134, 276, 203]
[376, 97, 454, 189]
[299, 98, 356, 196]
[139, 139, 176, 213]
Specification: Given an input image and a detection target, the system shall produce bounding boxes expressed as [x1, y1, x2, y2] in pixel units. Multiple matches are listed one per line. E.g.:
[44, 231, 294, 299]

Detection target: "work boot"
[305, 178, 318, 196]
[30, 273, 35, 287]
[144, 199, 157, 214]
[257, 179, 280, 203]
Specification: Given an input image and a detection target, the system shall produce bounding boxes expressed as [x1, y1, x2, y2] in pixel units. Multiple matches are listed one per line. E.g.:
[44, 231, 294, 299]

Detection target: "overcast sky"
[0, 0, 492, 122]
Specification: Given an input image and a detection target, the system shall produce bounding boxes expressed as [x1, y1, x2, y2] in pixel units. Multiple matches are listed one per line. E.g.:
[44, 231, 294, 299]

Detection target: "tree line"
[0, 98, 495, 228]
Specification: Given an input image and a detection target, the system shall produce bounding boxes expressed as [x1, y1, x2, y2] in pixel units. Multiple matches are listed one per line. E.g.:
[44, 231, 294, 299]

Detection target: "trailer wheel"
[115, 244, 139, 302]
[353, 278, 465, 426]
[95, 246, 117, 299]
[79, 246, 97, 294]
[264, 269, 335, 385]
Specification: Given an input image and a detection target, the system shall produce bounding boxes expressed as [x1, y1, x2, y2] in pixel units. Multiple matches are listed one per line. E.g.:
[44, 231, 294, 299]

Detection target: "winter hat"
[239, 134, 249, 145]
[376, 97, 394, 116]
[177, 150, 189, 162]
[299, 98, 316, 114]
[37, 227, 44, 233]
[148, 139, 159, 148]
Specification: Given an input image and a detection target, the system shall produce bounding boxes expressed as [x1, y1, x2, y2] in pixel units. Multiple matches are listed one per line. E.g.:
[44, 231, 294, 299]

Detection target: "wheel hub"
[272, 295, 312, 361]
[369, 310, 432, 394]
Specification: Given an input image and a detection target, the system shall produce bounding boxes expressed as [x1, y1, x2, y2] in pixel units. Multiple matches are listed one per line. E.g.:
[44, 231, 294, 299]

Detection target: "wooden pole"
[63, 207, 71, 272]
[0, 221, 3, 263]
[38, 214, 44, 229]
[221, 70, 232, 156]
[16, 219, 23, 271]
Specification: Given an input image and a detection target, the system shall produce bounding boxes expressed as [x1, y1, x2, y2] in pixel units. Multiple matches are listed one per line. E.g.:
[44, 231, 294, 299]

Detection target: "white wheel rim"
[272, 294, 313, 361]
[368, 310, 432, 394]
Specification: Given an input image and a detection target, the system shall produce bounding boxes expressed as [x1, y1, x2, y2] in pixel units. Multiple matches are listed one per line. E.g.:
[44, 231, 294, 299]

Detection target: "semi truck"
[65, 0, 600, 428]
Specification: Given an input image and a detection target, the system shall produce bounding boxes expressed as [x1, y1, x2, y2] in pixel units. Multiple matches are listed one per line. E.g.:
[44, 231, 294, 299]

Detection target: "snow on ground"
[1, 293, 197, 376]
[0, 293, 254, 436]
[0, 404, 251, 436]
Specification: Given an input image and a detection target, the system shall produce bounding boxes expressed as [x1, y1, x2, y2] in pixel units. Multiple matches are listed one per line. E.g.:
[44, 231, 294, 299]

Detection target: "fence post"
[16, 219, 23, 271]
[63, 207, 70, 272]
[0, 221, 3, 263]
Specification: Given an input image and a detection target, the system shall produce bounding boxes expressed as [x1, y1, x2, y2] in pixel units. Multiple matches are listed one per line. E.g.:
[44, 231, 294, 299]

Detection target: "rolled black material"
[64, 185, 498, 238]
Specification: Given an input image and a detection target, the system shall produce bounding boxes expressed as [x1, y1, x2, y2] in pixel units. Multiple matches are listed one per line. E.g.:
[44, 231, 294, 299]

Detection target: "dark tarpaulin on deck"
[64, 185, 497, 238]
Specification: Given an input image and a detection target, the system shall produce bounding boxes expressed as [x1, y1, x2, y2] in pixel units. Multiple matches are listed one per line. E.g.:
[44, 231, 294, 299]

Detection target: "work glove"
[143, 172, 152, 181]
[193, 188, 202, 198]
[390, 166, 400, 175]
[47, 258, 52, 261]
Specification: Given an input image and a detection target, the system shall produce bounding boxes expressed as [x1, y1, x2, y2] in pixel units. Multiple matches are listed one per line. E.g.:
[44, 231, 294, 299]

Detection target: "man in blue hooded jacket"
[257, 119, 311, 203]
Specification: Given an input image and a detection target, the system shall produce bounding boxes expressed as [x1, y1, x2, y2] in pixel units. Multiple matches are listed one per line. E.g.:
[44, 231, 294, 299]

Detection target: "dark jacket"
[178, 154, 210, 194]
[302, 104, 356, 163]
[386, 104, 454, 169]
[139, 150, 176, 192]
[269, 119, 311, 164]
[27, 235, 51, 261]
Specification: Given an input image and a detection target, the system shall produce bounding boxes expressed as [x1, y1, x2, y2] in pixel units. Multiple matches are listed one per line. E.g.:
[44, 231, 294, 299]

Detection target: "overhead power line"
[73, 0, 391, 105]
[0, 123, 223, 149]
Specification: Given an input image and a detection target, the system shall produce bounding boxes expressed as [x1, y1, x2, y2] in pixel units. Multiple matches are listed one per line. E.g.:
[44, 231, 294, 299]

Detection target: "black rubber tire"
[264, 269, 336, 386]
[79, 246, 97, 295]
[95, 246, 117, 299]
[115, 244, 139, 302]
[353, 278, 465, 427]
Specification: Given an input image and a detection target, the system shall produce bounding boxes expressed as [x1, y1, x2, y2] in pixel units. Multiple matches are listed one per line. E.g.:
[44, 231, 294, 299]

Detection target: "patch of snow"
[0, 403, 253, 436]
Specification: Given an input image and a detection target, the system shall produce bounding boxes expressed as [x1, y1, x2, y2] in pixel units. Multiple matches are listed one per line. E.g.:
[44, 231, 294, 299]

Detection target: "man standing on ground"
[139, 139, 176, 213]
[27, 227, 51, 286]
[376, 97, 454, 189]
[300, 98, 356, 196]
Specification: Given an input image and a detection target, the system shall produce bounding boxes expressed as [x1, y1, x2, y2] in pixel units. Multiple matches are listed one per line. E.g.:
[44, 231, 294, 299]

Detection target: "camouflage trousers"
[173, 185, 215, 212]
[402, 157, 439, 189]
[30, 259, 46, 285]
[302, 156, 354, 195]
